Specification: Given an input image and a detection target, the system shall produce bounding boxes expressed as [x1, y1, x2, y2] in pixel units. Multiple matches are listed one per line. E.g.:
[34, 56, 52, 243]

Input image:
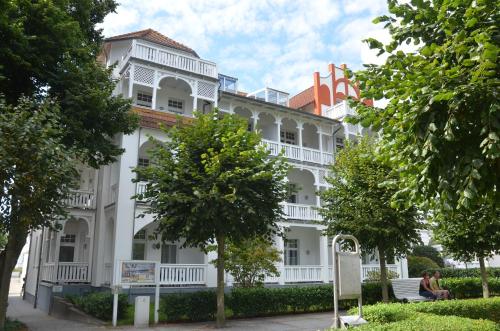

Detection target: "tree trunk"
[0, 227, 27, 329]
[378, 248, 389, 303]
[478, 256, 490, 298]
[215, 234, 225, 328]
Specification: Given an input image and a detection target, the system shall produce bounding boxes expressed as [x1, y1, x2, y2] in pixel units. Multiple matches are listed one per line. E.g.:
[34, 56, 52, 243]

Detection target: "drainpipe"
[33, 227, 45, 309]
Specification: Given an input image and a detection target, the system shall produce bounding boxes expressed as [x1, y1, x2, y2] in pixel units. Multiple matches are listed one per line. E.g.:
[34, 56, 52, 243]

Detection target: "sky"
[99, 0, 392, 96]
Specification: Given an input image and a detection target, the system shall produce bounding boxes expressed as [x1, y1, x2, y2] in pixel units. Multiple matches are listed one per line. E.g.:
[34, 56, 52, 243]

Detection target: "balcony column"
[53, 228, 62, 283]
[151, 71, 158, 110]
[297, 121, 303, 161]
[128, 63, 135, 98]
[229, 102, 234, 114]
[276, 116, 282, 148]
[251, 110, 259, 131]
[87, 217, 95, 283]
[193, 80, 198, 111]
[205, 246, 218, 288]
[318, 127, 324, 164]
[319, 233, 329, 283]
[275, 231, 286, 285]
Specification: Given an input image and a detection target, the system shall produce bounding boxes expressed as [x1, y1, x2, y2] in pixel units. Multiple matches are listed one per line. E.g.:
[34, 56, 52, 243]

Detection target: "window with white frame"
[280, 130, 296, 145]
[287, 183, 297, 204]
[136, 92, 153, 108]
[168, 98, 184, 114]
[59, 234, 76, 262]
[138, 158, 150, 168]
[284, 239, 299, 265]
[335, 137, 344, 150]
[161, 244, 177, 264]
[132, 230, 146, 260]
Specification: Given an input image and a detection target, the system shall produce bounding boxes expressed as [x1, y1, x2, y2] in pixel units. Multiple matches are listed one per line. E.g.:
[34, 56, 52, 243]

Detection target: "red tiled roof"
[289, 86, 314, 109]
[105, 29, 199, 58]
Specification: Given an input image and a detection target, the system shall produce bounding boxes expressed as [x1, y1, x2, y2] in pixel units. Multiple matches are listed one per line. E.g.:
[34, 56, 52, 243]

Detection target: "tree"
[135, 110, 288, 327]
[407, 256, 439, 278]
[319, 137, 423, 302]
[433, 202, 500, 298]
[211, 237, 282, 288]
[412, 245, 444, 267]
[0, 99, 78, 327]
[0, 1, 137, 327]
[353, 0, 499, 212]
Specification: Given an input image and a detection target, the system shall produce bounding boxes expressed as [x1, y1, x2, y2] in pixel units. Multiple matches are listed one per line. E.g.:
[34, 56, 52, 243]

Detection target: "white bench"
[392, 278, 433, 302]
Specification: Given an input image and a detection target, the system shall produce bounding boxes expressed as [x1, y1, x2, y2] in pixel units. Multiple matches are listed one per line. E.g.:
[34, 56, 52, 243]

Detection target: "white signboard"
[120, 261, 156, 285]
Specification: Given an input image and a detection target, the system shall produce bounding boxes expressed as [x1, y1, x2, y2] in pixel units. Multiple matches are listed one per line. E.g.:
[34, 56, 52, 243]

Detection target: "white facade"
[24, 30, 407, 296]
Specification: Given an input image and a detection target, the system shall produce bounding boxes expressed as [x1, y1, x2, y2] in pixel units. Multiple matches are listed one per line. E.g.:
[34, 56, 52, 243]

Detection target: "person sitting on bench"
[419, 272, 437, 300]
[430, 271, 450, 299]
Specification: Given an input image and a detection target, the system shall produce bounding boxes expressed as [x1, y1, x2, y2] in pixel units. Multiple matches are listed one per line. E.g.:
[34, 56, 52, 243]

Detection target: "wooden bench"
[392, 278, 433, 302]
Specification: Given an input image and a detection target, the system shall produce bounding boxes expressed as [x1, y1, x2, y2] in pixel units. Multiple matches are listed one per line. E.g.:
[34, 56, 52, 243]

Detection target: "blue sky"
[100, 0, 391, 96]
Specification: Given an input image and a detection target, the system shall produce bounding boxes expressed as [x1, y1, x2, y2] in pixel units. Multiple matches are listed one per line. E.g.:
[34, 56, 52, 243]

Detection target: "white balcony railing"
[282, 202, 321, 221]
[322, 100, 356, 119]
[40, 262, 90, 283]
[262, 139, 333, 166]
[118, 42, 217, 79]
[63, 190, 96, 209]
[284, 266, 323, 282]
[159, 264, 207, 285]
[136, 181, 148, 196]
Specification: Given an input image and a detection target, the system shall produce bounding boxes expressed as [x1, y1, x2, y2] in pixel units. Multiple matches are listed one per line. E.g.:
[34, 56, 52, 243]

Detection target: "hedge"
[160, 291, 219, 322]
[441, 277, 500, 298]
[424, 267, 500, 279]
[352, 298, 500, 331]
[68, 292, 130, 321]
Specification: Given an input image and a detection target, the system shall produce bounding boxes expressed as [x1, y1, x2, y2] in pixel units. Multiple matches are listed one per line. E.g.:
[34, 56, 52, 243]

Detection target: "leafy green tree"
[135, 110, 288, 327]
[412, 245, 444, 267]
[433, 203, 500, 297]
[353, 0, 499, 212]
[211, 237, 282, 288]
[407, 256, 439, 278]
[0, 99, 78, 327]
[320, 137, 423, 302]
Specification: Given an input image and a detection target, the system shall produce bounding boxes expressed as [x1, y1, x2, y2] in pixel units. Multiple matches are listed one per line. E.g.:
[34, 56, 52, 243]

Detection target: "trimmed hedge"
[70, 292, 129, 321]
[442, 277, 500, 298]
[160, 291, 218, 322]
[350, 297, 500, 330]
[424, 267, 500, 278]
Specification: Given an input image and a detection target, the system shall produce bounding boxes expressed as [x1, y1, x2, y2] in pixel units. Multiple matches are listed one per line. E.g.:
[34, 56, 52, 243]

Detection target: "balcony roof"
[105, 29, 199, 58]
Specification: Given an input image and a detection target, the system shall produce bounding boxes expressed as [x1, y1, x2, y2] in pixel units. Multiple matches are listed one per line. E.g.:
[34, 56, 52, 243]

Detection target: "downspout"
[33, 227, 45, 308]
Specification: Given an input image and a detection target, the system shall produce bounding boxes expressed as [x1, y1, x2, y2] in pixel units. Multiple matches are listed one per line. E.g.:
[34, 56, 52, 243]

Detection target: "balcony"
[159, 264, 207, 286]
[40, 262, 90, 283]
[247, 88, 289, 106]
[282, 202, 321, 221]
[322, 100, 356, 120]
[263, 139, 334, 165]
[117, 41, 217, 79]
[63, 190, 96, 209]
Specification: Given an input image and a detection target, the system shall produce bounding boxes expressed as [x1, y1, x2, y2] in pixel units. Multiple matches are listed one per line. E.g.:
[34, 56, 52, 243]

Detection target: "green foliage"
[411, 245, 444, 267]
[160, 291, 218, 322]
[0, 0, 137, 166]
[366, 269, 400, 282]
[72, 292, 129, 321]
[353, 0, 499, 211]
[441, 277, 500, 299]
[423, 267, 500, 279]
[3, 318, 26, 331]
[407, 256, 439, 277]
[320, 137, 423, 300]
[213, 237, 282, 288]
[353, 297, 500, 330]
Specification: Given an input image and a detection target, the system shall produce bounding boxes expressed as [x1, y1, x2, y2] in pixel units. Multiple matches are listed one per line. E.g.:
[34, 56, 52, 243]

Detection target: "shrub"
[160, 291, 218, 322]
[441, 277, 500, 299]
[407, 256, 439, 277]
[411, 245, 444, 267]
[4, 318, 27, 331]
[72, 292, 129, 321]
[423, 267, 500, 279]
[365, 269, 399, 282]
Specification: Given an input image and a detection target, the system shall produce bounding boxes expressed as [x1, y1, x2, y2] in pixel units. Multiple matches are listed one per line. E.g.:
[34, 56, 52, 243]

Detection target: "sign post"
[332, 234, 367, 329]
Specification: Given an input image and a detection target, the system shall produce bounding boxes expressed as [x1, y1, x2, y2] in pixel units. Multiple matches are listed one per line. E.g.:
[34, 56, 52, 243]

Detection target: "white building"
[24, 29, 408, 307]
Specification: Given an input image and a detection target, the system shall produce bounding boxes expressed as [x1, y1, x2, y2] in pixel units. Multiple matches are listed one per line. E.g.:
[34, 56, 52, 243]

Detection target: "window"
[280, 131, 296, 145]
[132, 230, 146, 260]
[287, 183, 297, 204]
[138, 158, 150, 168]
[284, 239, 299, 265]
[335, 137, 344, 150]
[161, 244, 177, 264]
[168, 98, 184, 114]
[60, 234, 76, 243]
[59, 246, 75, 262]
[137, 92, 152, 107]
[247, 122, 253, 132]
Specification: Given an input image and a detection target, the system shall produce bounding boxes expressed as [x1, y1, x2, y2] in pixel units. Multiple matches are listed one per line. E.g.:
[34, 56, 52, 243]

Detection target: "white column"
[229, 102, 234, 115]
[251, 110, 259, 131]
[276, 233, 285, 285]
[318, 127, 324, 164]
[276, 117, 282, 145]
[53, 230, 62, 283]
[297, 122, 303, 161]
[193, 80, 198, 112]
[112, 130, 140, 285]
[87, 218, 95, 283]
[128, 63, 135, 99]
[320, 234, 329, 283]
[152, 71, 158, 110]
[205, 249, 218, 288]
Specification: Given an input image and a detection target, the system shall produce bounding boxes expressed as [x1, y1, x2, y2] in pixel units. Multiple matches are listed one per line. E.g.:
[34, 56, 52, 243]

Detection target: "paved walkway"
[7, 280, 336, 331]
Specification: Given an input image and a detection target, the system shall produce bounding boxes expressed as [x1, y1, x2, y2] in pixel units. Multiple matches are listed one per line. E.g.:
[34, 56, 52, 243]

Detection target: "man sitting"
[430, 271, 450, 299]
